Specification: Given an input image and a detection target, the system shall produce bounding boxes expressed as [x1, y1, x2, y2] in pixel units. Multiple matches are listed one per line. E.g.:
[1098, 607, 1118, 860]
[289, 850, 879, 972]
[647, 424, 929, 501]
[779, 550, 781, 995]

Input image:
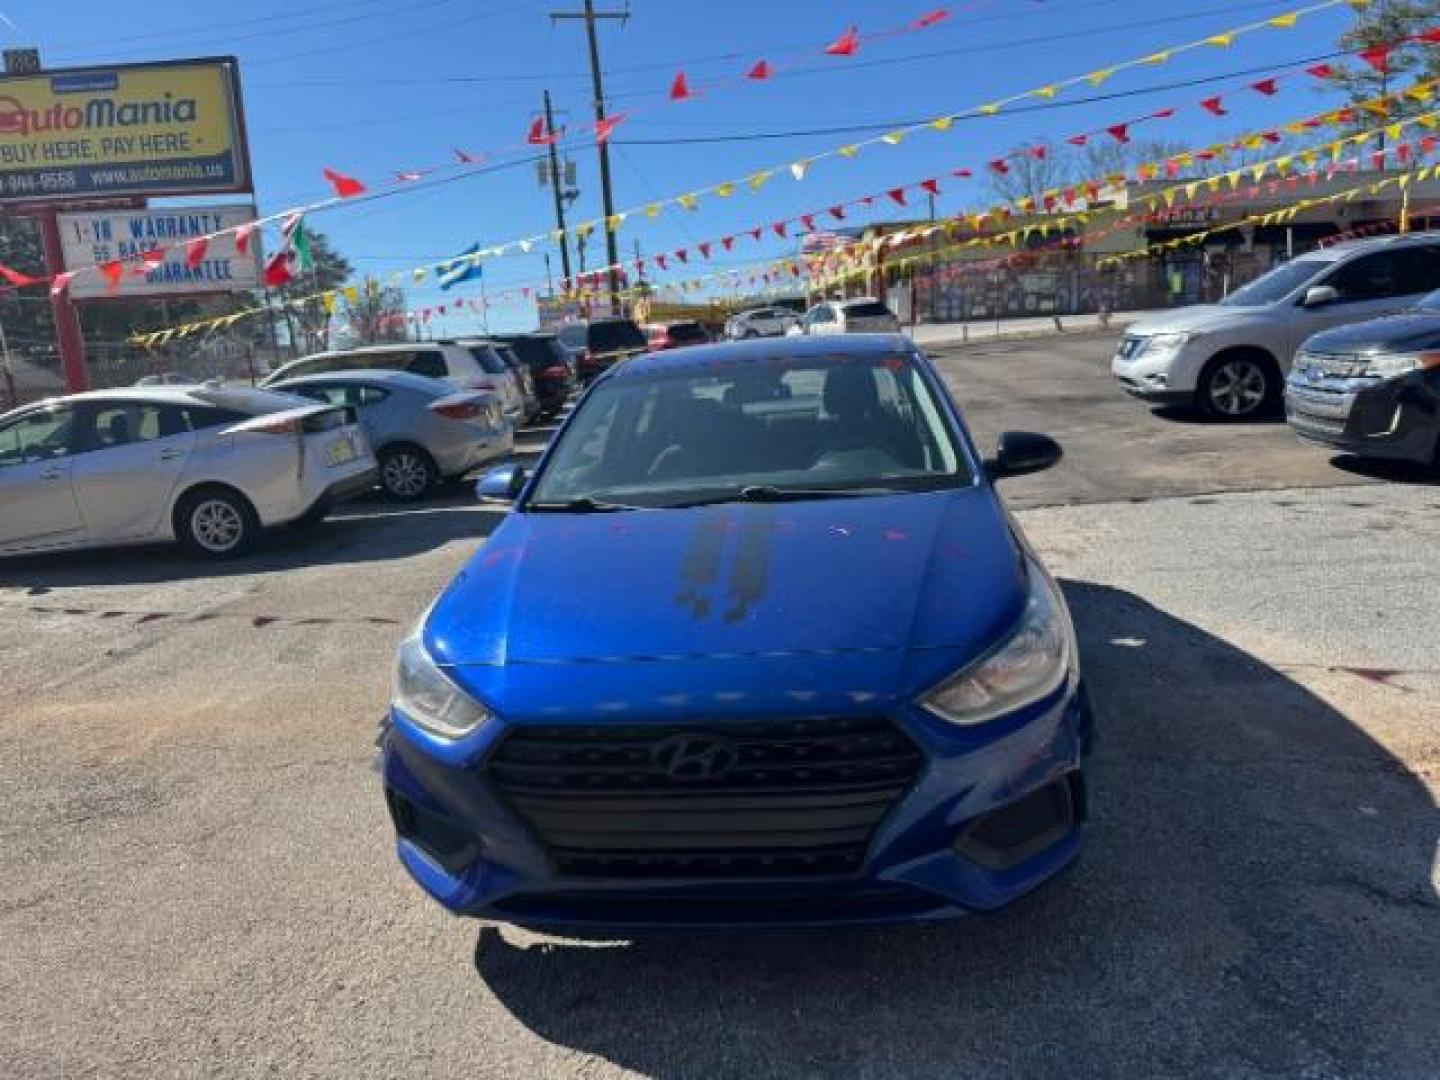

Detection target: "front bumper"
[380, 679, 1092, 931]
[1286, 368, 1440, 464]
[1112, 336, 1202, 404]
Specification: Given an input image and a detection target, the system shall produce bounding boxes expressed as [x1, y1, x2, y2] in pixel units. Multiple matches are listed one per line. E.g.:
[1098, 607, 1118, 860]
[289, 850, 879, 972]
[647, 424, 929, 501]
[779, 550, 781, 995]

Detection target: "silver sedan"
[0, 384, 376, 559]
[266, 369, 512, 501]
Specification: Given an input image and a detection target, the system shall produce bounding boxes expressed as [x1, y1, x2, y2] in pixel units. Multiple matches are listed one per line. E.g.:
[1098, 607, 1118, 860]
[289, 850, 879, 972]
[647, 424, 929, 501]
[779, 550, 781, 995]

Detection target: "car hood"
[1125, 304, 1267, 337]
[1302, 309, 1440, 354]
[425, 487, 1026, 668]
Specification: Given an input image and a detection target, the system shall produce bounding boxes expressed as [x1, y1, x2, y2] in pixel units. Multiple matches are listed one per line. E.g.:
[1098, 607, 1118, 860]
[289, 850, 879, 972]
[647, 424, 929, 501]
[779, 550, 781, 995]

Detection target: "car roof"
[266, 368, 445, 394]
[2, 384, 304, 419]
[1313, 231, 1440, 257]
[611, 333, 914, 379]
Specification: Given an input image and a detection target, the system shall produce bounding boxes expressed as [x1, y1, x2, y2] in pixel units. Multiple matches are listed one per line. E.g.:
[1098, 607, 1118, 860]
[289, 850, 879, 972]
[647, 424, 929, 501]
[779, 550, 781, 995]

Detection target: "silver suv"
[1112, 233, 1440, 419]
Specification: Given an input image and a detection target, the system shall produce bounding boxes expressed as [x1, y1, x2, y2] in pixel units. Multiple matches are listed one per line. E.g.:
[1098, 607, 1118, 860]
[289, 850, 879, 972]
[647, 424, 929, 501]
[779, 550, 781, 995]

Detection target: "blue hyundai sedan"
[379, 334, 1094, 929]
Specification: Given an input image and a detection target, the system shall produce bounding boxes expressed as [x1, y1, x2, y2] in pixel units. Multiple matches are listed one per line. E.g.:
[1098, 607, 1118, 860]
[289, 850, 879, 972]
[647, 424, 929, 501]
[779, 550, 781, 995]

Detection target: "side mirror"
[1301, 284, 1339, 308]
[985, 431, 1063, 480]
[476, 464, 527, 503]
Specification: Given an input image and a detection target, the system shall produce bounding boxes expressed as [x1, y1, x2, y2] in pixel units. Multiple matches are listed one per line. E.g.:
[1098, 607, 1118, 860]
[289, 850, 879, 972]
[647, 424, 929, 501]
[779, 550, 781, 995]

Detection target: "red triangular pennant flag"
[675, 249, 688, 264]
[1251, 77, 1279, 96]
[1305, 63, 1334, 79]
[396, 171, 423, 182]
[1397, 142, 1413, 164]
[698, 242, 711, 259]
[920, 178, 940, 196]
[825, 26, 859, 57]
[99, 261, 124, 291]
[1151, 108, 1176, 119]
[952, 168, 972, 178]
[669, 71, 692, 100]
[989, 159, 1010, 174]
[263, 251, 294, 287]
[721, 235, 735, 251]
[887, 187, 907, 206]
[526, 117, 559, 145]
[1371, 150, 1387, 170]
[595, 114, 627, 143]
[234, 222, 257, 255]
[829, 205, 846, 220]
[749, 226, 763, 241]
[800, 213, 817, 231]
[322, 167, 366, 197]
[747, 60, 771, 80]
[1067, 134, 1089, 146]
[1200, 96, 1227, 116]
[49, 271, 76, 298]
[455, 148, 475, 163]
[772, 221, 788, 237]
[1106, 123, 1130, 143]
[185, 237, 208, 268]
[913, 9, 950, 29]
[0, 262, 42, 288]
[1360, 44, 1393, 73]
[655, 254, 668, 271]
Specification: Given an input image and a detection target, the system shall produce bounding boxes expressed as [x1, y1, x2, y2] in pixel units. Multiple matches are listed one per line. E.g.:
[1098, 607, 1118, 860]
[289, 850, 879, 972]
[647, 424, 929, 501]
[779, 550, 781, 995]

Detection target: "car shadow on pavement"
[472, 580, 1439, 1078]
[1327, 454, 1440, 486]
[1150, 405, 1286, 426]
[0, 498, 508, 589]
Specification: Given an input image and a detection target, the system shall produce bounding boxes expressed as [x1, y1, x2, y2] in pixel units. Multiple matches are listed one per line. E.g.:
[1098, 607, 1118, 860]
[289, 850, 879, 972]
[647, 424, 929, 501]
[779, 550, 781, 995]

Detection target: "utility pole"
[551, 0, 627, 316]
[542, 90, 574, 287]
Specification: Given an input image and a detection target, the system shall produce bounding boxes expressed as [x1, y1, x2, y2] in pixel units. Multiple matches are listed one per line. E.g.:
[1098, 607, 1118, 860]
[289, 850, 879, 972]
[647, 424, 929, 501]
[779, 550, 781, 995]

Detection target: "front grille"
[487, 716, 924, 879]
[1289, 409, 1347, 435]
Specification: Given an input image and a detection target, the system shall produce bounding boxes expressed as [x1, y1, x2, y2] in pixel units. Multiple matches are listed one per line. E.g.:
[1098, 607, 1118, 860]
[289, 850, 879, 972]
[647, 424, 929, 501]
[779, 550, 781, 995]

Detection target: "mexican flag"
[263, 213, 315, 287]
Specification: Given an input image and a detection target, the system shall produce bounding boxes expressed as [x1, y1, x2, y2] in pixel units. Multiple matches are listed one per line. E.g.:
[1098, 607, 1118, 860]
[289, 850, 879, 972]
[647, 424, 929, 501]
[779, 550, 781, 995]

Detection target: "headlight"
[392, 634, 491, 738]
[922, 564, 1073, 727]
[1358, 351, 1440, 378]
[1138, 331, 1197, 356]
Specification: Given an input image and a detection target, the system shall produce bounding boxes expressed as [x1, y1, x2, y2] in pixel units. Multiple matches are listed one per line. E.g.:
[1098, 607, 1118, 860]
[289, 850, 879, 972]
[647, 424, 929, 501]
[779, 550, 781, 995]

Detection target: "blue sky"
[11, 0, 1363, 332]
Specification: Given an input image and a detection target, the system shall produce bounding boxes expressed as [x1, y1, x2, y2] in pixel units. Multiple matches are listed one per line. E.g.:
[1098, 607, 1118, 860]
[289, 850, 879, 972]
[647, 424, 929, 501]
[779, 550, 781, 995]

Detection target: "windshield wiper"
[673, 485, 904, 508]
[527, 496, 649, 513]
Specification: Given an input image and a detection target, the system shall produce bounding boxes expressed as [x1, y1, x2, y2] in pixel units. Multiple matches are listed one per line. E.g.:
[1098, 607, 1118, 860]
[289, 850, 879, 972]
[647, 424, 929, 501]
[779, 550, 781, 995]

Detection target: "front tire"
[378, 445, 439, 502]
[1197, 352, 1278, 420]
[176, 487, 259, 559]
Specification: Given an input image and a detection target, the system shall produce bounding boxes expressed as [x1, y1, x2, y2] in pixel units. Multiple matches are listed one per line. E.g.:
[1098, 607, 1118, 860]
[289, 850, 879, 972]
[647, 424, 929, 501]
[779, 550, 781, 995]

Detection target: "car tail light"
[465, 380, 498, 392]
[540, 365, 568, 379]
[430, 400, 488, 421]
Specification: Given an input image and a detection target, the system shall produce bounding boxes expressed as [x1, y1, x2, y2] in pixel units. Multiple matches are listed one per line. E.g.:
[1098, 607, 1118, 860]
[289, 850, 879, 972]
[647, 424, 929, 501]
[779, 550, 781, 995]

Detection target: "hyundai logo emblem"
[651, 733, 740, 781]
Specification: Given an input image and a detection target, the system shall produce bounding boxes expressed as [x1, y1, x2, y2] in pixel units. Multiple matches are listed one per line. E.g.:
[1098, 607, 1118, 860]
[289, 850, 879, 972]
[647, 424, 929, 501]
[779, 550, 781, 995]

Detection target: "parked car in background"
[554, 322, 587, 371]
[1113, 233, 1440, 419]
[789, 297, 902, 336]
[644, 320, 711, 350]
[261, 342, 504, 397]
[492, 332, 577, 419]
[494, 342, 540, 422]
[576, 317, 648, 383]
[724, 306, 800, 339]
[134, 372, 199, 387]
[0, 385, 374, 559]
[269, 370, 511, 501]
[1286, 289, 1440, 468]
[455, 338, 531, 425]
[380, 334, 1092, 930]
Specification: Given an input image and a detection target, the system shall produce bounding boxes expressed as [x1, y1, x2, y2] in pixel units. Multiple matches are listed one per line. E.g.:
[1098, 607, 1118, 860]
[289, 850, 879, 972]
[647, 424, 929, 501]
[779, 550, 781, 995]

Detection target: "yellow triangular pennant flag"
[343, 286, 359, 305]
[882, 131, 906, 145]
[930, 116, 954, 132]
[1032, 85, 1059, 100]
[1205, 33, 1234, 47]
[748, 170, 773, 191]
[674, 195, 696, 212]
[1087, 68, 1115, 86]
[1267, 12, 1298, 28]
[645, 203, 662, 219]
[714, 182, 735, 197]
[1142, 51, 1170, 65]
[838, 145, 859, 158]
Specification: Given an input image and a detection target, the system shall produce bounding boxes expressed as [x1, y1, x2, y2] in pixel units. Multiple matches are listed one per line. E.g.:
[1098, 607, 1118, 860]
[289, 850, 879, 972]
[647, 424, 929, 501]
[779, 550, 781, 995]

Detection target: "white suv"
[790, 297, 901, 336]
[1113, 234, 1440, 419]
[725, 306, 799, 339]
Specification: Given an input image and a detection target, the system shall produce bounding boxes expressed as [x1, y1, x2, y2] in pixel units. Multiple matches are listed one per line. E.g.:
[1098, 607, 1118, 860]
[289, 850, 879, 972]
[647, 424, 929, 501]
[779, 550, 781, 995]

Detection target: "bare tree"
[341, 278, 409, 346]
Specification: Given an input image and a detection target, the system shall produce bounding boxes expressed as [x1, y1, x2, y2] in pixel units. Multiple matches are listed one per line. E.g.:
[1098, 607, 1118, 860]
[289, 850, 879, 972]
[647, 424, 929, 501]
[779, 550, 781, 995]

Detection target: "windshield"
[844, 301, 894, 319]
[527, 353, 971, 509]
[467, 345, 509, 375]
[667, 322, 709, 344]
[1220, 258, 1332, 307]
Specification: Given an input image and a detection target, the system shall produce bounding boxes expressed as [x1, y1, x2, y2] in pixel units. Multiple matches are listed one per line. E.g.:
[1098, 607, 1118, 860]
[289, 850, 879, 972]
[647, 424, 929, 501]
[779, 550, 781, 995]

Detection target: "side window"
[84, 403, 185, 449]
[182, 407, 249, 430]
[406, 350, 448, 378]
[1327, 251, 1407, 301]
[1399, 246, 1440, 294]
[0, 407, 78, 465]
[358, 386, 390, 406]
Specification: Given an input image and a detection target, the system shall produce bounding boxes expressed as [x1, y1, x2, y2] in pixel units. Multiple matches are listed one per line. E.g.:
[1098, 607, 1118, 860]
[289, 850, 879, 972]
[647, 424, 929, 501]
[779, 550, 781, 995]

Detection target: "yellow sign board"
[0, 58, 249, 203]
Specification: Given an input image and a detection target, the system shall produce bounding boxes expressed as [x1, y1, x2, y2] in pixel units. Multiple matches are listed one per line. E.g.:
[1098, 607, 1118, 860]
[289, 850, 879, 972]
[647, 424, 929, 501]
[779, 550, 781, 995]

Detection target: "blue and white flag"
[436, 243, 484, 291]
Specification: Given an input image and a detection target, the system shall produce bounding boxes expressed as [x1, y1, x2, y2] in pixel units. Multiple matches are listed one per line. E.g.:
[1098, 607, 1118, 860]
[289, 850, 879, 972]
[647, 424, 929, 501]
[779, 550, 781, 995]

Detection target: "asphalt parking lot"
[2, 332, 1436, 1078]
